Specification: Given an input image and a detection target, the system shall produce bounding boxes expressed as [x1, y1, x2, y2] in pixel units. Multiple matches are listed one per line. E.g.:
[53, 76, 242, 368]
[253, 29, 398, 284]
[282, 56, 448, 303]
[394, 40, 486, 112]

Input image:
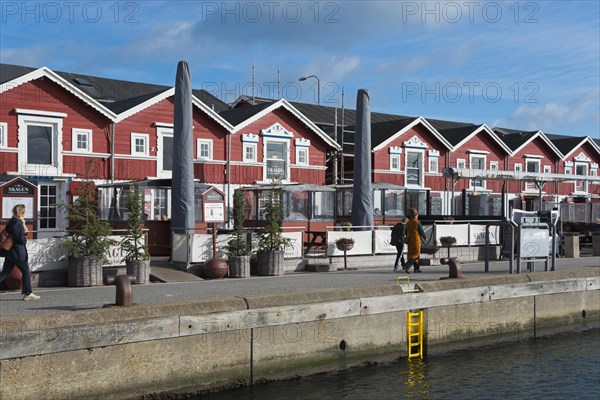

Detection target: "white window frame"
[574, 162, 588, 193]
[405, 149, 425, 187]
[0, 122, 7, 148]
[263, 137, 291, 182]
[243, 143, 257, 163]
[157, 127, 173, 178]
[390, 154, 400, 171]
[591, 169, 597, 176]
[543, 165, 551, 174]
[17, 113, 64, 176]
[296, 146, 309, 166]
[514, 163, 522, 173]
[525, 158, 541, 173]
[197, 139, 213, 160]
[469, 154, 487, 189]
[565, 166, 572, 175]
[489, 161, 499, 171]
[131, 133, 149, 157]
[456, 158, 466, 169]
[71, 128, 92, 153]
[428, 156, 438, 173]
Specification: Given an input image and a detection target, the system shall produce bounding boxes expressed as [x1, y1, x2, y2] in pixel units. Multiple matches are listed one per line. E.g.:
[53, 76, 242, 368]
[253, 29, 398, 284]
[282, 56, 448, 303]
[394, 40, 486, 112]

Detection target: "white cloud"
[494, 89, 600, 135]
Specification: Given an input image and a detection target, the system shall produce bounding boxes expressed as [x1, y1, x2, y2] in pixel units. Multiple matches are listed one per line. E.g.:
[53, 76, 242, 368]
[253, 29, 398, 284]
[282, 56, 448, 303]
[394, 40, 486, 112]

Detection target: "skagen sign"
[3, 182, 34, 195]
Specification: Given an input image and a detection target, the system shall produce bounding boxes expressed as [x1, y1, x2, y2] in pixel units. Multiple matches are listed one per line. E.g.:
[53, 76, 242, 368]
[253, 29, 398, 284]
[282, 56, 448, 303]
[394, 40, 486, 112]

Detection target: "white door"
[37, 182, 67, 238]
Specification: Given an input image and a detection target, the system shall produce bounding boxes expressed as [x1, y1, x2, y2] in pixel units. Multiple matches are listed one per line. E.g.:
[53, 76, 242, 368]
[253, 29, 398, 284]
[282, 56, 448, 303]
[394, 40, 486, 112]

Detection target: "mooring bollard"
[440, 257, 463, 279]
[105, 275, 136, 306]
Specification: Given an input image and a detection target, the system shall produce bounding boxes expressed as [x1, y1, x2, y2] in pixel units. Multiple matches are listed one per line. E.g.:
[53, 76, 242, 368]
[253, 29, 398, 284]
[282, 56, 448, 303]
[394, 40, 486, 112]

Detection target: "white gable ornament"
[574, 152, 591, 162]
[404, 135, 428, 149]
[389, 146, 402, 154]
[242, 133, 259, 143]
[295, 138, 310, 147]
[428, 150, 439, 157]
[261, 122, 293, 139]
[564, 161, 573, 167]
[592, 163, 599, 169]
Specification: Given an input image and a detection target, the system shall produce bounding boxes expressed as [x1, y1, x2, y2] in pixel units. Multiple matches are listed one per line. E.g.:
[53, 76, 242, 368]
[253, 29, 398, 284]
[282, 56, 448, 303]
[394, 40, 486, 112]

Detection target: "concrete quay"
[1, 256, 599, 400]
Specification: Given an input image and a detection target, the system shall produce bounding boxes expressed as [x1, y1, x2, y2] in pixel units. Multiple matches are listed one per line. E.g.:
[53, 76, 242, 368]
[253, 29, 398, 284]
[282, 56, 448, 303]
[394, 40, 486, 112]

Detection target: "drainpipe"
[111, 123, 115, 183]
[227, 131, 231, 226]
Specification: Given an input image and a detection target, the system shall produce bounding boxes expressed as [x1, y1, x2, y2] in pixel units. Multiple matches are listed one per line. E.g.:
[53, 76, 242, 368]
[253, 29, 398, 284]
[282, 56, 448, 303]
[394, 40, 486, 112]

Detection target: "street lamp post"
[298, 75, 320, 106]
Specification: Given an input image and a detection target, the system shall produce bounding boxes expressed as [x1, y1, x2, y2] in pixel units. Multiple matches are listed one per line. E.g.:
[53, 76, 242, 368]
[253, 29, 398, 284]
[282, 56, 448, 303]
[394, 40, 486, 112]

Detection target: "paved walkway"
[1, 256, 598, 317]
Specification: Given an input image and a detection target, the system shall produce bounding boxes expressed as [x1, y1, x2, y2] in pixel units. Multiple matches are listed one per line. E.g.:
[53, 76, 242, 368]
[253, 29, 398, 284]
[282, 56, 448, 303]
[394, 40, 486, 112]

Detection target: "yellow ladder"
[407, 310, 424, 359]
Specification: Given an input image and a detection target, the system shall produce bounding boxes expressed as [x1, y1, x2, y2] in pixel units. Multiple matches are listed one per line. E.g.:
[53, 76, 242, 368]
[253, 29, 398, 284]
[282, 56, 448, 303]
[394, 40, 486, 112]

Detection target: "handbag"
[0, 229, 14, 251]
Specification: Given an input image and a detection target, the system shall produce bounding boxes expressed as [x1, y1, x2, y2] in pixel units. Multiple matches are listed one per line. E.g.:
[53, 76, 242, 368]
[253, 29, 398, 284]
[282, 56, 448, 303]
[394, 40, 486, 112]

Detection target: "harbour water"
[203, 329, 600, 400]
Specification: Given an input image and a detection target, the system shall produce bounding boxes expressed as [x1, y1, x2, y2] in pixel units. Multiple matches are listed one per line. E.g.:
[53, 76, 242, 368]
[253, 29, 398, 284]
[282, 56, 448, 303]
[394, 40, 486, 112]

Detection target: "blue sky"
[1, 0, 599, 138]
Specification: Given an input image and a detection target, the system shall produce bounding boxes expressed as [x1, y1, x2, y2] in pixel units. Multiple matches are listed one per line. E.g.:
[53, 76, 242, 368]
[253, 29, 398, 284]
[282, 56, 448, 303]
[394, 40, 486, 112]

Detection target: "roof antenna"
[277, 66, 281, 99]
[252, 62, 256, 104]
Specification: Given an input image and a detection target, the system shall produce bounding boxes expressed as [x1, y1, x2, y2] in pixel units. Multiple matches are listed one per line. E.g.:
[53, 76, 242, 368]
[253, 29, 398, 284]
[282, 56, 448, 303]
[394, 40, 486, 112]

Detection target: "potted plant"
[226, 189, 251, 278]
[121, 184, 151, 284]
[62, 162, 113, 286]
[335, 237, 355, 252]
[256, 188, 292, 276]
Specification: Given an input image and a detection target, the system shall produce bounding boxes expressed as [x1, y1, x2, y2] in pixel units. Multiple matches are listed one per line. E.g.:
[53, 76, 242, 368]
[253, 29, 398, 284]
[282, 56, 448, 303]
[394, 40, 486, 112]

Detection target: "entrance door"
[37, 182, 66, 238]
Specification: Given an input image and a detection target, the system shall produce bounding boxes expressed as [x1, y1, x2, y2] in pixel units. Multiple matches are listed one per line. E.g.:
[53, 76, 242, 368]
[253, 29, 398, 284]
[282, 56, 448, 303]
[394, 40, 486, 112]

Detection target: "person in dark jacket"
[0, 204, 40, 300]
[391, 217, 408, 272]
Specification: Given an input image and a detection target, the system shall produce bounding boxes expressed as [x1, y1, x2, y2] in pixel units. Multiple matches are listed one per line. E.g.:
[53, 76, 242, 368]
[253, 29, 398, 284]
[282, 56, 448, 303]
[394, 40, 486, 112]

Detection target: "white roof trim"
[230, 98, 341, 150]
[114, 87, 174, 123]
[373, 116, 453, 152]
[452, 124, 513, 154]
[512, 131, 564, 158]
[561, 136, 600, 160]
[191, 96, 234, 132]
[0, 67, 117, 121]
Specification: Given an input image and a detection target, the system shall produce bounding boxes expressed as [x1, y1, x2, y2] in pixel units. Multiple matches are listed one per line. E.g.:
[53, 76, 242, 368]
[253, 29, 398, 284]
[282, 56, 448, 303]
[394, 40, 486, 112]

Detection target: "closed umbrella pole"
[351, 89, 373, 230]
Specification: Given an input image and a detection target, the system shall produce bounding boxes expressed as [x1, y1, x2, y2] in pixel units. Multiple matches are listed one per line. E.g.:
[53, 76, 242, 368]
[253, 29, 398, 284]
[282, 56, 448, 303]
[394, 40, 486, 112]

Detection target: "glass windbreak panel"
[163, 136, 173, 171]
[243, 191, 257, 220]
[194, 188, 203, 221]
[430, 194, 443, 215]
[152, 188, 169, 220]
[384, 190, 405, 217]
[575, 164, 587, 192]
[406, 152, 422, 186]
[336, 188, 353, 217]
[373, 190, 383, 216]
[405, 190, 426, 215]
[99, 188, 111, 220]
[466, 193, 490, 216]
[284, 191, 308, 221]
[28, 125, 52, 164]
[312, 191, 334, 220]
[258, 190, 279, 220]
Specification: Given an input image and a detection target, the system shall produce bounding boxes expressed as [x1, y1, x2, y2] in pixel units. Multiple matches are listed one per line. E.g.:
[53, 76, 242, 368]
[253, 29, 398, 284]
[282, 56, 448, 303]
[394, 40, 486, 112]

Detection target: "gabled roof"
[372, 116, 453, 151]
[546, 135, 600, 160]
[220, 99, 341, 150]
[0, 62, 231, 119]
[493, 127, 564, 158]
[439, 124, 512, 154]
[0, 65, 117, 120]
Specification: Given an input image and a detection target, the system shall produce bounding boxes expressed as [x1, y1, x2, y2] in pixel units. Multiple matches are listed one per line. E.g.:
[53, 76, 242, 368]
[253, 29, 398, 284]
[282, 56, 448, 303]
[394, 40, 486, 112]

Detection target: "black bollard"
[105, 275, 136, 306]
[440, 257, 463, 279]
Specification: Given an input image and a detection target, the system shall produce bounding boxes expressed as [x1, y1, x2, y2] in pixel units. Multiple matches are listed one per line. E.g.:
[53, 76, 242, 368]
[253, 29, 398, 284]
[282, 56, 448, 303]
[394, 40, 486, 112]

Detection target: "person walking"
[391, 217, 408, 272]
[0, 204, 40, 300]
[405, 208, 426, 273]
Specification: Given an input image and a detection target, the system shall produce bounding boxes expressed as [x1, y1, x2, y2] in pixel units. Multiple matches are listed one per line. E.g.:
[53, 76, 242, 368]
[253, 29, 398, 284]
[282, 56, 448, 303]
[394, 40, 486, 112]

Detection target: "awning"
[443, 167, 600, 184]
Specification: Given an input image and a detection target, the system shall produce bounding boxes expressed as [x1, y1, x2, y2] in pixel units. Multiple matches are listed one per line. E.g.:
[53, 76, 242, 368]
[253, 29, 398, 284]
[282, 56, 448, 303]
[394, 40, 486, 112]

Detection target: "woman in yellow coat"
[404, 208, 426, 273]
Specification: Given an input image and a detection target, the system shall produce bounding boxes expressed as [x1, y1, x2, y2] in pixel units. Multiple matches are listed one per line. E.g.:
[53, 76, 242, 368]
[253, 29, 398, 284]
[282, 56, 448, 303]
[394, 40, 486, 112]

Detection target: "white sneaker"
[23, 293, 40, 301]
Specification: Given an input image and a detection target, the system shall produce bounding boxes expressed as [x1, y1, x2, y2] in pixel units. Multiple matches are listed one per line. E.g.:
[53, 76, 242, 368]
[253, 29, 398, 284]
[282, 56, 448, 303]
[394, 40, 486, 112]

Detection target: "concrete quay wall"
[1, 270, 598, 400]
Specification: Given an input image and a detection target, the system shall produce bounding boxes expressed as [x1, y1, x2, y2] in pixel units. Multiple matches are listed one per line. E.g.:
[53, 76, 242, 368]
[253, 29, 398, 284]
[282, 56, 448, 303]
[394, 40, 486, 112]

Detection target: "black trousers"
[0, 250, 32, 295]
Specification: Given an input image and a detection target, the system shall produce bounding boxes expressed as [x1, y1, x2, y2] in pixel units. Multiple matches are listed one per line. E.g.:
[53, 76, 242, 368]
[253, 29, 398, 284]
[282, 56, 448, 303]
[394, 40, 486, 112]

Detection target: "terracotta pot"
[202, 258, 228, 279]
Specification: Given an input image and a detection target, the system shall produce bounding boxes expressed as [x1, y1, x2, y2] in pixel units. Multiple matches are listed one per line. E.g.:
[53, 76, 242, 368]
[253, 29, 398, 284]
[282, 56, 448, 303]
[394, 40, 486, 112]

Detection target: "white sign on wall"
[204, 203, 225, 222]
[2, 197, 34, 218]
